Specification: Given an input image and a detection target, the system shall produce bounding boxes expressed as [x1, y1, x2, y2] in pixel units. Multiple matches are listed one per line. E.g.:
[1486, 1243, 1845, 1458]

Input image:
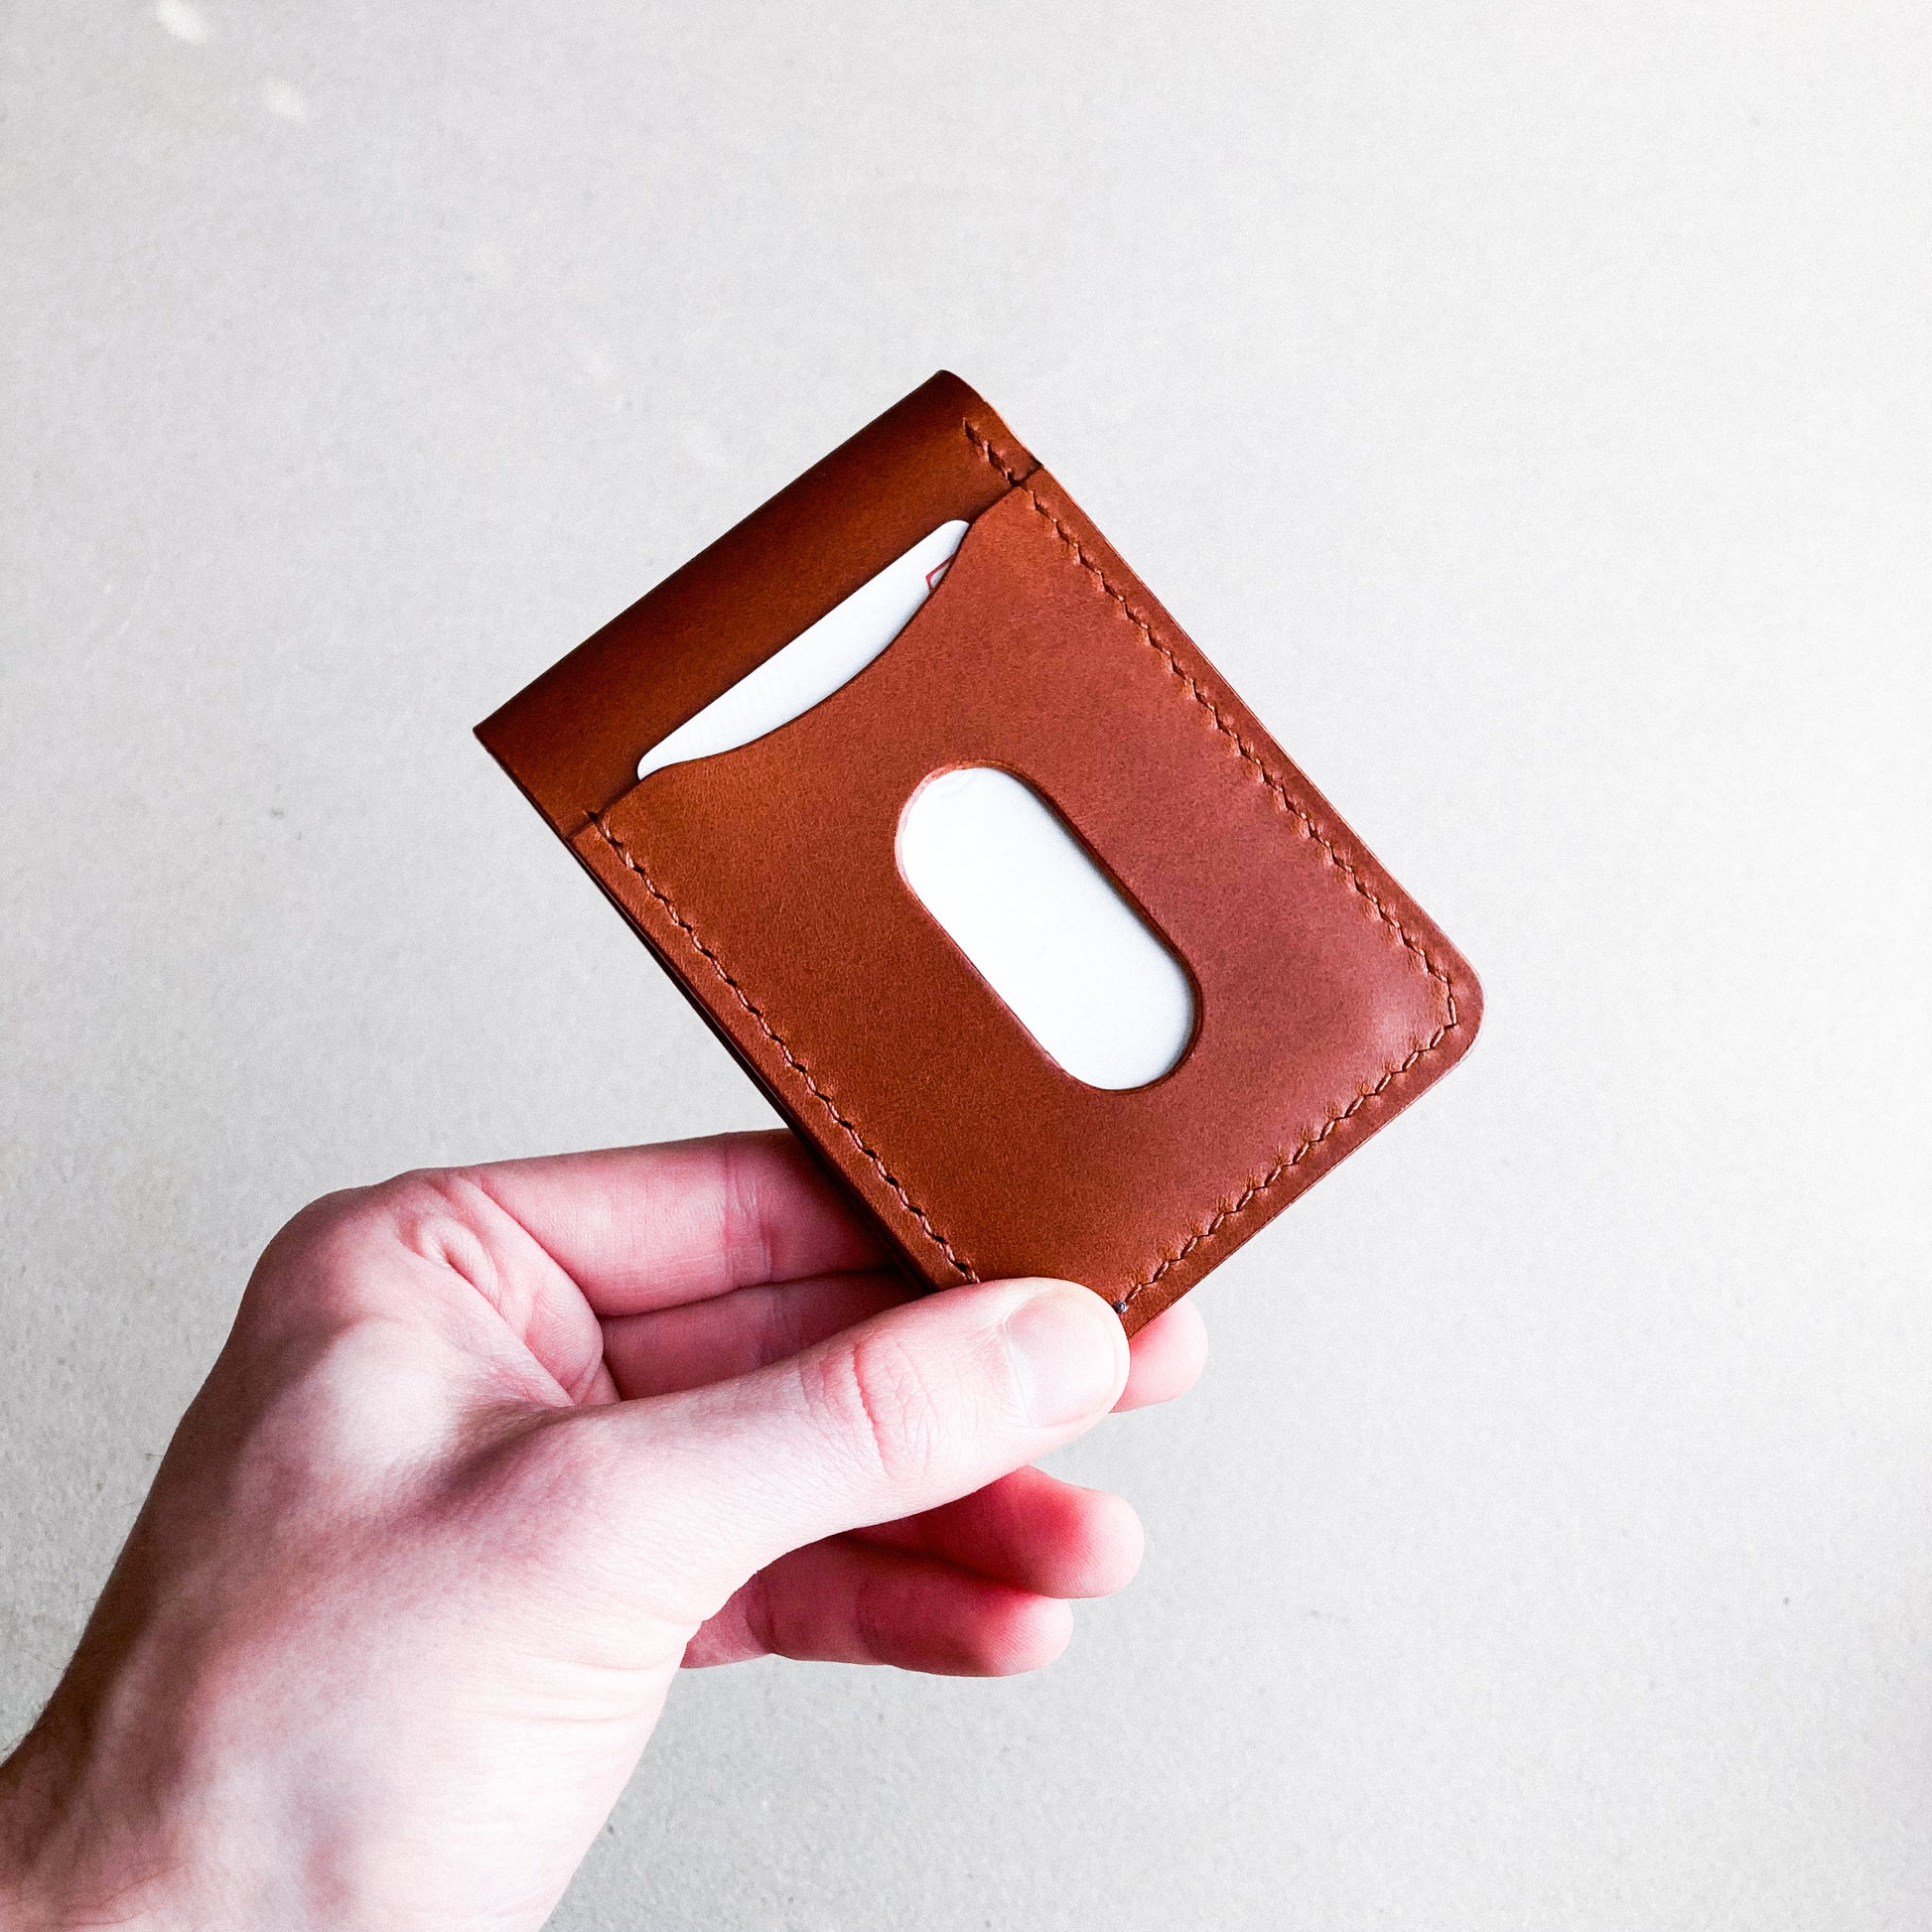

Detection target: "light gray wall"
[4, 4, 1929, 1926]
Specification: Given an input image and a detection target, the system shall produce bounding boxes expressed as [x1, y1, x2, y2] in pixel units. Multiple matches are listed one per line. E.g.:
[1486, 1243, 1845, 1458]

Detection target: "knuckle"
[252, 1168, 474, 1302]
[362, 1168, 526, 1309]
[374, 1166, 489, 1257]
[241, 1165, 510, 1341]
[715, 1138, 778, 1289]
[241, 1185, 386, 1332]
[815, 1327, 946, 1488]
[253, 1183, 374, 1275]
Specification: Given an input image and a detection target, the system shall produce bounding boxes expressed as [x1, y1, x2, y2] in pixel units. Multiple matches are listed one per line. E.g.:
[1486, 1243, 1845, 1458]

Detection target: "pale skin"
[0, 1131, 1205, 1929]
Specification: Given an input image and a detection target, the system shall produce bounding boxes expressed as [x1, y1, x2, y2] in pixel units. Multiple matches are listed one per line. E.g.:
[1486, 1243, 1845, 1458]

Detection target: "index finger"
[463, 1129, 887, 1315]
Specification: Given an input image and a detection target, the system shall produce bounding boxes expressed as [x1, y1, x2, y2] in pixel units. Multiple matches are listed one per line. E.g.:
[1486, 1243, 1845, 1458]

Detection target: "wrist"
[0, 1698, 195, 1932]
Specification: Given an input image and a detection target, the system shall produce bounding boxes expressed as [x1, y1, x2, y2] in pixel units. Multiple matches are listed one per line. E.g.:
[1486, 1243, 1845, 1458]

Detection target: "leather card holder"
[477, 372, 1482, 1332]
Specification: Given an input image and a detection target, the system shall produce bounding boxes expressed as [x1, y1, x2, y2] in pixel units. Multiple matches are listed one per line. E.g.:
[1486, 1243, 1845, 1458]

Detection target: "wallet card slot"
[634, 520, 971, 782]
[477, 372, 1035, 838]
[618, 483, 1015, 810]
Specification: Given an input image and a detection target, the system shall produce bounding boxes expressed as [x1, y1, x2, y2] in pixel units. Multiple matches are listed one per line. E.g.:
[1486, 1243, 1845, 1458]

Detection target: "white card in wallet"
[637, 520, 970, 781]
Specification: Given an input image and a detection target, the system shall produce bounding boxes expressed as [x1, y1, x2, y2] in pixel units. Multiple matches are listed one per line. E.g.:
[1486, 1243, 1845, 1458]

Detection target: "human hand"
[0, 1132, 1205, 1930]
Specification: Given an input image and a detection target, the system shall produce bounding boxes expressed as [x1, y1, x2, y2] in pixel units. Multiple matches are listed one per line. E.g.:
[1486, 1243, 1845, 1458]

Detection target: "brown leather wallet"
[478, 373, 1481, 1332]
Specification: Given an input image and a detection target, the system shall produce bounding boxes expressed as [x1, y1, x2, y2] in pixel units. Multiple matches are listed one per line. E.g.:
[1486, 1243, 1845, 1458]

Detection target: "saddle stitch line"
[591, 813, 977, 1285]
[962, 421, 1461, 1312]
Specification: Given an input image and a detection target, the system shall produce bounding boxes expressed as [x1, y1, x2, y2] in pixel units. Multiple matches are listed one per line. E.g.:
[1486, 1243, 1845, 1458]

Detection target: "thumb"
[590, 1278, 1129, 1603]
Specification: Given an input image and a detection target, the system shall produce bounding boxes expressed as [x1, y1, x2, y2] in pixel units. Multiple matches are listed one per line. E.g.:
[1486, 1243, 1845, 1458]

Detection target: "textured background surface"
[4, 4, 1929, 1926]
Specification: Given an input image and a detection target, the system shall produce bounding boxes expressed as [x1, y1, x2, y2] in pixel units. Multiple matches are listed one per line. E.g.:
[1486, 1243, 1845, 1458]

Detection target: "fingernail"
[1003, 1282, 1125, 1428]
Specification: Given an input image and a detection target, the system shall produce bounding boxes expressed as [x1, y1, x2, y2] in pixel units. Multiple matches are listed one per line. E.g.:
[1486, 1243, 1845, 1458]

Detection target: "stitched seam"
[965, 421, 1028, 488]
[963, 421, 1460, 1311]
[1106, 1020, 1455, 1311]
[591, 814, 976, 1284]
